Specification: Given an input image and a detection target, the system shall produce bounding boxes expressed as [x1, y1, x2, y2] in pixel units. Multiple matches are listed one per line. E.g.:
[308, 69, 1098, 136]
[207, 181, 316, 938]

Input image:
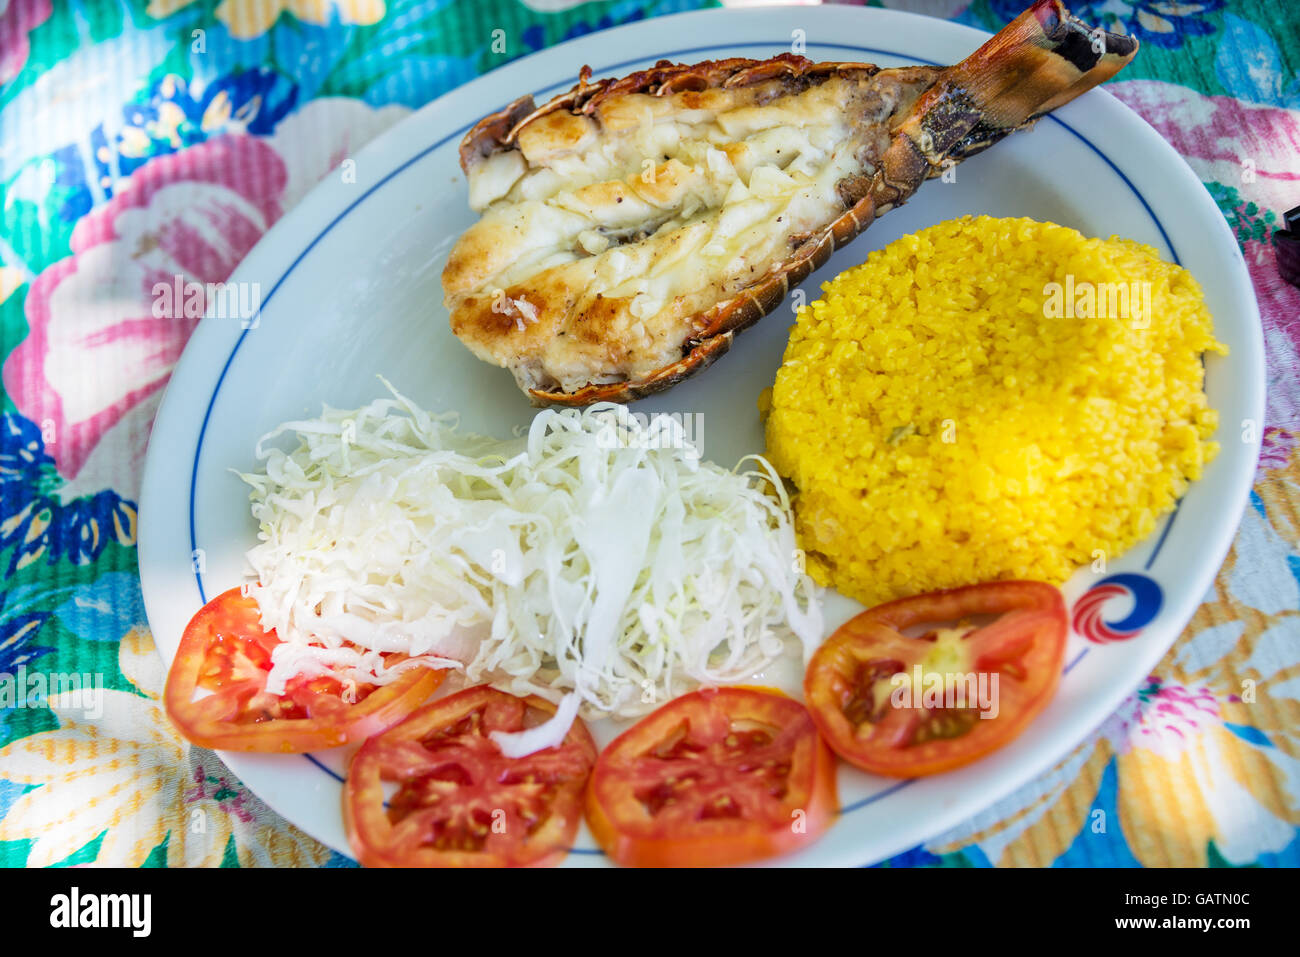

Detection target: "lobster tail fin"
[952, 0, 1138, 126]
[886, 0, 1137, 181]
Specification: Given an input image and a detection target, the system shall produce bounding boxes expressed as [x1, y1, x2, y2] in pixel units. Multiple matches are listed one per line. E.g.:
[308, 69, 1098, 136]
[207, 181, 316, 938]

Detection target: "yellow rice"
[764, 215, 1226, 606]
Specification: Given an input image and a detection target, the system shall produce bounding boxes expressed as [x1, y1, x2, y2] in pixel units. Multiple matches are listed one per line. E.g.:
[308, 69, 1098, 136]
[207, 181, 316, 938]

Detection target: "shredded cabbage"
[240, 383, 822, 718]
[490, 692, 581, 757]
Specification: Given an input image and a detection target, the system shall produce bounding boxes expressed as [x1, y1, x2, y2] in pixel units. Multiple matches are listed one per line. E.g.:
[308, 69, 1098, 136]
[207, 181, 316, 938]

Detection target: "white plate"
[139, 5, 1264, 867]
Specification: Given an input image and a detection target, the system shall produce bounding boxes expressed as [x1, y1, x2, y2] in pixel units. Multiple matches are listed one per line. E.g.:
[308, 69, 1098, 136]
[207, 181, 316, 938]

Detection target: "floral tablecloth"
[0, 0, 1296, 868]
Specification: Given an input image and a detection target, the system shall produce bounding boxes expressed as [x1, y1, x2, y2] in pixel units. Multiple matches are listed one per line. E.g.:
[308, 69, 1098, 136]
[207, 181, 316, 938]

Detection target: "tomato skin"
[164, 587, 445, 753]
[586, 687, 838, 868]
[344, 685, 597, 868]
[804, 581, 1068, 778]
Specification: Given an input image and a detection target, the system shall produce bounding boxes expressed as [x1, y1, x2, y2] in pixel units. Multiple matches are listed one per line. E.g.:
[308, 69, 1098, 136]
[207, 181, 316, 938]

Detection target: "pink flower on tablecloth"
[0, 0, 52, 84]
[1111, 676, 1221, 758]
[2, 98, 406, 496]
[1108, 79, 1300, 468]
[2, 135, 288, 484]
[881, 0, 971, 18]
[1108, 80, 1300, 220]
[1243, 238, 1300, 469]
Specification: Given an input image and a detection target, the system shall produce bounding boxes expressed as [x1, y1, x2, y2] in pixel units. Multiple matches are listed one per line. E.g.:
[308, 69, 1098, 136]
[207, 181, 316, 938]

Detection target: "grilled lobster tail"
[443, 1, 1138, 406]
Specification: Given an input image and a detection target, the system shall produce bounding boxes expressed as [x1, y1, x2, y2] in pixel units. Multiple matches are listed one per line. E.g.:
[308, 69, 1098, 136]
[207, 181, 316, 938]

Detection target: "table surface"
[0, 0, 1296, 868]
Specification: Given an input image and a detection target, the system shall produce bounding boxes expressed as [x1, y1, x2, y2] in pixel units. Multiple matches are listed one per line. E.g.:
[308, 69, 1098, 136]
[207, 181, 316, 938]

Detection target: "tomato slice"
[164, 587, 445, 753]
[344, 686, 598, 867]
[804, 581, 1068, 777]
[586, 687, 838, 867]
